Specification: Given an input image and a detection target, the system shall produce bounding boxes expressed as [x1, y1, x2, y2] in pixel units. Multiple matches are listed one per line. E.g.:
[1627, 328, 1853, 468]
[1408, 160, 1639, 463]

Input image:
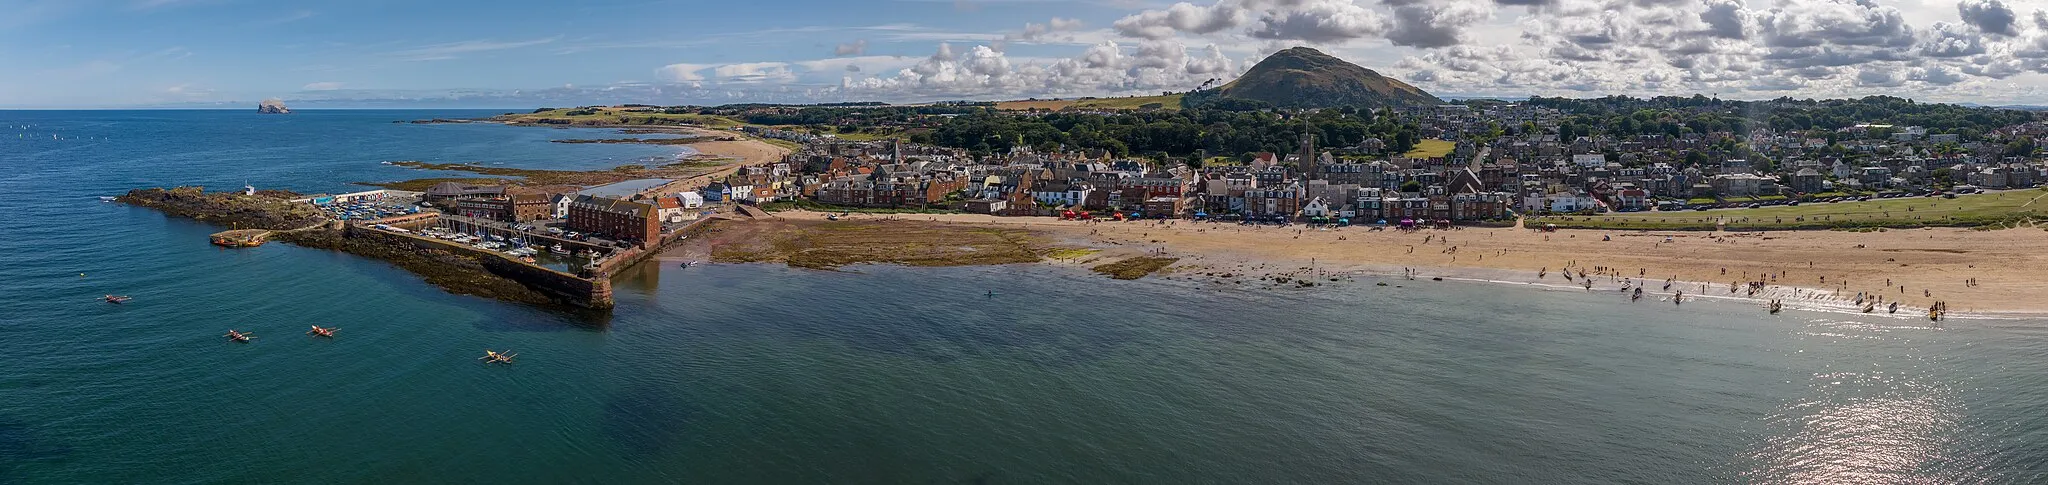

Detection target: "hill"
[995, 93, 1184, 112]
[1200, 47, 1440, 109]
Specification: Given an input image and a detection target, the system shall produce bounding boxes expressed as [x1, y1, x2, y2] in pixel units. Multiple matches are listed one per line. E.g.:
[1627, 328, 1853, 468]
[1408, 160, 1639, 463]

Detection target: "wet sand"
[775, 211, 2048, 315]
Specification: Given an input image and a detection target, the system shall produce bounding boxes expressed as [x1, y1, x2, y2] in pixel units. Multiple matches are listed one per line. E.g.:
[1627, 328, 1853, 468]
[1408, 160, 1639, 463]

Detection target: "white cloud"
[713, 62, 798, 84]
[656, 63, 711, 83]
[838, 40, 1236, 100]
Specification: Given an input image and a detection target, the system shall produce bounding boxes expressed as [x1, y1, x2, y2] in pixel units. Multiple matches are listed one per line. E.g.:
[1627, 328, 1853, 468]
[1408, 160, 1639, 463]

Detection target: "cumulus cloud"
[1382, 0, 1493, 48]
[840, 41, 1236, 100]
[1957, 0, 2019, 37]
[631, 0, 2048, 104]
[1011, 17, 1085, 42]
[1112, 1, 1247, 39]
[656, 63, 711, 83]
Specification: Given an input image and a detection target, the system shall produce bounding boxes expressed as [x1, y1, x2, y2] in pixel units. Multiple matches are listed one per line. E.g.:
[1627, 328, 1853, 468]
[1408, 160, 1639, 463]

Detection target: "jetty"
[210, 229, 271, 247]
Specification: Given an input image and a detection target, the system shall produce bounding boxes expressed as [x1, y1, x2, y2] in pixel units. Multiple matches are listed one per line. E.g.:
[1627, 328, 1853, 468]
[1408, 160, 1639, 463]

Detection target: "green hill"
[1205, 47, 1440, 109]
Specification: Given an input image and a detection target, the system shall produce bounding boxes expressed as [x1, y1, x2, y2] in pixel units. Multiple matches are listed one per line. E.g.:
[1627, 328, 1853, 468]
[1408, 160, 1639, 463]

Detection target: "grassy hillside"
[1212, 47, 1439, 109]
[1530, 188, 2048, 231]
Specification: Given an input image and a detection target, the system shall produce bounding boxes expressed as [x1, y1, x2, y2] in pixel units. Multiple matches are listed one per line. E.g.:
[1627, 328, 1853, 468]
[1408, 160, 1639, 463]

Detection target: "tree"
[2006, 138, 2037, 157]
[1400, 180, 1423, 193]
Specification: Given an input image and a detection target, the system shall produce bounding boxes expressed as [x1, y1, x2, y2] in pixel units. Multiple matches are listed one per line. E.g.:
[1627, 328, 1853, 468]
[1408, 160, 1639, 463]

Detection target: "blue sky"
[5, 0, 2048, 107]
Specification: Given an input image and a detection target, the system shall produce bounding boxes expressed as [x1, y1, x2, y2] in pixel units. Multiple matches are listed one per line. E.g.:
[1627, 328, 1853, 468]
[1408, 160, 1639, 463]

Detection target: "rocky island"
[258, 98, 290, 114]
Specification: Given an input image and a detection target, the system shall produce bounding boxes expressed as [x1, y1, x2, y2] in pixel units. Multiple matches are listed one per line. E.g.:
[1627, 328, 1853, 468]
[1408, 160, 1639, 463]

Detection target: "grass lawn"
[1403, 139, 1456, 158]
[1530, 188, 2048, 230]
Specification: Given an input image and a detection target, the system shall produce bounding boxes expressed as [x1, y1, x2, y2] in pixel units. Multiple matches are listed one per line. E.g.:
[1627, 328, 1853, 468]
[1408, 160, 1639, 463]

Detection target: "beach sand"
[679, 128, 787, 167]
[773, 211, 2048, 315]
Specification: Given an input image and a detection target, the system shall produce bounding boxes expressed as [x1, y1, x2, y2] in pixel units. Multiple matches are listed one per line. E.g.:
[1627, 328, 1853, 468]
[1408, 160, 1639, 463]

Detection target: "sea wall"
[341, 225, 613, 309]
[590, 216, 715, 277]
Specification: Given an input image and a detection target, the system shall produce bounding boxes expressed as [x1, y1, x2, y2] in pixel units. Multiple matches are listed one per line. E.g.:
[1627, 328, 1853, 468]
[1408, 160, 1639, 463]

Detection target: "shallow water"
[3, 110, 2047, 483]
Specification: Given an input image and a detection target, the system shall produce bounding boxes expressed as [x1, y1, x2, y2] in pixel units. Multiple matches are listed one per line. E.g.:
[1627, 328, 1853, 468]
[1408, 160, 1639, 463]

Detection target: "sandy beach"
[673, 126, 788, 167]
[772, 210, 2048, 315]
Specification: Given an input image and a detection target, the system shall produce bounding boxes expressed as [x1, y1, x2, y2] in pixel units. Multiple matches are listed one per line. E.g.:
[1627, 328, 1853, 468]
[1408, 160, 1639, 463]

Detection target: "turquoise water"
[4, 111, 2048, 483]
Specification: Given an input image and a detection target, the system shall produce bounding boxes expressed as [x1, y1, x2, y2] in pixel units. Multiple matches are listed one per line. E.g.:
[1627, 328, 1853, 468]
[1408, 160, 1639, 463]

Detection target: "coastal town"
[432, 101, 2048, 230]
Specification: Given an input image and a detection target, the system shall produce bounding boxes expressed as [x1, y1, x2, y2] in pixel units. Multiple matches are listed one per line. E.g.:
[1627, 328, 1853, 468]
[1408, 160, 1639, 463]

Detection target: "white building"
[1572, 154, 1606, 168]
[677, 192, 705, 209]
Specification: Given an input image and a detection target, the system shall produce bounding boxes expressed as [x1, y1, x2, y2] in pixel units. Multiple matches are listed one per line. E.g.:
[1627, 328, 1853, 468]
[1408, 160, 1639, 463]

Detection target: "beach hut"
[1337, 217, 1351, 227]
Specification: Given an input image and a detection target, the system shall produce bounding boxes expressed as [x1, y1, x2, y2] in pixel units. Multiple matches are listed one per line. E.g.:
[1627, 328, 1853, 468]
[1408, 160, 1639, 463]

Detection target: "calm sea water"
[4, 110, 2048, 484]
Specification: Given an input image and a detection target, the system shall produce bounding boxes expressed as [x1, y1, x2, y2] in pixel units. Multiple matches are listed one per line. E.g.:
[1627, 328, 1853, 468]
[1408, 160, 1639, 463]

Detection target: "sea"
[4, 110, 2048, 484]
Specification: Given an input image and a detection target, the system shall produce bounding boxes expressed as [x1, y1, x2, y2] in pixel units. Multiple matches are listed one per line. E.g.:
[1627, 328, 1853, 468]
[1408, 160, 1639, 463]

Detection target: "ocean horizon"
[5, 110, 2047, 483]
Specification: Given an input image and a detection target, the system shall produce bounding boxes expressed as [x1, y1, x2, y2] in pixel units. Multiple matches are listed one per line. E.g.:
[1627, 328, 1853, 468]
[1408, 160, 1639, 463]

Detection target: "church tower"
[1296, 129, 1318, 179]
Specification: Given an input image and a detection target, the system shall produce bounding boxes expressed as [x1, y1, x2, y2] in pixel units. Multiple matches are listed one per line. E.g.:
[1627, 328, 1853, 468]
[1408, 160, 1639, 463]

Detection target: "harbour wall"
[343, 223, 613, 309]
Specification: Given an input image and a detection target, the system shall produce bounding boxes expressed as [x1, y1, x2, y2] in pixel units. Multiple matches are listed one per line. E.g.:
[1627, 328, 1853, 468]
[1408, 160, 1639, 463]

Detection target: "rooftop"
[577, 178, 675, 199]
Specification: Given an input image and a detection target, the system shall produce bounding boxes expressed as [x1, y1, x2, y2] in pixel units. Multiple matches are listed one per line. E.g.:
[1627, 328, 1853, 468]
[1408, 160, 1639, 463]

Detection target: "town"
[413, 100, 2047, 233]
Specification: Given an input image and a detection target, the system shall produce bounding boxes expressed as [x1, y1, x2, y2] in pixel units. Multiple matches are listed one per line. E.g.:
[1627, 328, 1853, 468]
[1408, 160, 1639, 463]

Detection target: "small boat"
[550, 244, 569, 255]
[99, 196, 117, 202]
[521, 257, 537, 264]
[1862, 302, 1876, 313]
[1888, 302, 1899, 314]
[225, 330, 254, 343]
[1768, 299, 1782, 314]
[307, 325, 336, 338]
[480, 350, 516, 364]
[102, 295, 132, 304]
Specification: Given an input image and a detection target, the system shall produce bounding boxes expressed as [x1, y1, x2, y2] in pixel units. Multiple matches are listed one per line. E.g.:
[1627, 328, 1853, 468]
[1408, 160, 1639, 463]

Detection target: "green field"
[1530, 188, 2048, 231]
[1403, 139, 1455, 158]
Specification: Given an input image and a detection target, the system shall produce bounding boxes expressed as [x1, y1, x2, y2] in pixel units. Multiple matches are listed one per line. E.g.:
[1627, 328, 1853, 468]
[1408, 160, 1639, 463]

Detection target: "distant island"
[258, 98, 290, 114]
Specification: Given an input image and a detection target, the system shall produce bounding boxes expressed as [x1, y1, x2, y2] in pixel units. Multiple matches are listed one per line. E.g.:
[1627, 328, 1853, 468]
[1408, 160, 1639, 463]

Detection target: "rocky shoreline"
[120, 186, 588, 311]
[116, 187, 325, 230]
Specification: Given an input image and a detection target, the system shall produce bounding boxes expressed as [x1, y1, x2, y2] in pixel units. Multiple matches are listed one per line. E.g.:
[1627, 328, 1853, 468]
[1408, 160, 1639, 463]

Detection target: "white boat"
[550, 244, 569, 255]
[98, 196, 117, 202]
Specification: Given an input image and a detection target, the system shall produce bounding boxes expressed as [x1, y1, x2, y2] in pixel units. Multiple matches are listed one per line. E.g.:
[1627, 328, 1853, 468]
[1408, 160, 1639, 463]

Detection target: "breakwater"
[336, 223, 613, 309]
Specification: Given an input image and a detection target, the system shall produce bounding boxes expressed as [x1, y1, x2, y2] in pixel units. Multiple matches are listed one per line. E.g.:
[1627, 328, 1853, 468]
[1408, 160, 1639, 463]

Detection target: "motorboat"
[102, 295, 132, 304]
